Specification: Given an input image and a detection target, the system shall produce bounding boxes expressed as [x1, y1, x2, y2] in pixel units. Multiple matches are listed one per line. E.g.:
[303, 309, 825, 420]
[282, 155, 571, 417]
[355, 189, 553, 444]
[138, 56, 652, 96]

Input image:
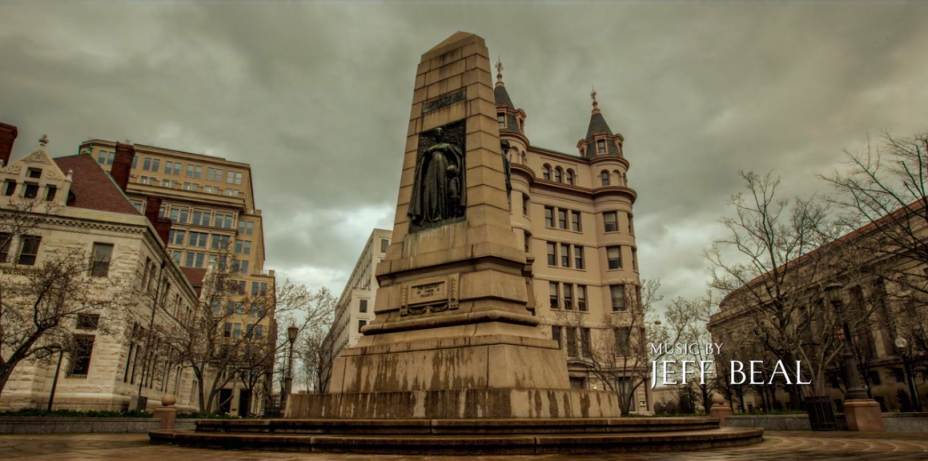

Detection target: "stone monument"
[287, 31, 619, 419]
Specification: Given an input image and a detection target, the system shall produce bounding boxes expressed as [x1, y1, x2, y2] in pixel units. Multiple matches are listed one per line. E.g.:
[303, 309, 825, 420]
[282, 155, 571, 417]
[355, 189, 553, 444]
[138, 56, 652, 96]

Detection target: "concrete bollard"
[709, 394, 733, 427]
[153, 394, 177, 430]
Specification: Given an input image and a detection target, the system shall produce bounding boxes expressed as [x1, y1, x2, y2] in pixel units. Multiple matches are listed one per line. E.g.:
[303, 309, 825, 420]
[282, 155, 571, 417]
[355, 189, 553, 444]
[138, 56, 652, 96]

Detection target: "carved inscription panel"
[399, 273, 460, 316]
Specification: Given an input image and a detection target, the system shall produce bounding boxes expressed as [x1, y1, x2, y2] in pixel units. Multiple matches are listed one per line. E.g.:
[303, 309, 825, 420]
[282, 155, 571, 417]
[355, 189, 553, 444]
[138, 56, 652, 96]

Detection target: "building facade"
[79, 139, 276, 416]
[320, 228, 391, 392]
[707, 206, 928, 414]
[496, 69, 652, 413]
[0, 131, 202, 412]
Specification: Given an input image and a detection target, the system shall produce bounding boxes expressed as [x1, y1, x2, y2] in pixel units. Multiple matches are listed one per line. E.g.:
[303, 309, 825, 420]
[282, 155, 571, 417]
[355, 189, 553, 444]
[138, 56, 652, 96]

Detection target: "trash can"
[805, 396, 837, 431]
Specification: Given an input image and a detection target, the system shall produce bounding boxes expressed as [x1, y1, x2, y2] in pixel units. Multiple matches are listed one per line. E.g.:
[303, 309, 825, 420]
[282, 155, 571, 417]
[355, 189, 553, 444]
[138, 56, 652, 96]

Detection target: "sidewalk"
[2, 432, 928, 460]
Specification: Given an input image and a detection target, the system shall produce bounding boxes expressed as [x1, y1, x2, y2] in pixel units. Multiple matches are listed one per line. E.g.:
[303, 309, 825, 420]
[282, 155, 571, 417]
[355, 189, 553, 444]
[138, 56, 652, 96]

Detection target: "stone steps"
[149, 418, 764, 454]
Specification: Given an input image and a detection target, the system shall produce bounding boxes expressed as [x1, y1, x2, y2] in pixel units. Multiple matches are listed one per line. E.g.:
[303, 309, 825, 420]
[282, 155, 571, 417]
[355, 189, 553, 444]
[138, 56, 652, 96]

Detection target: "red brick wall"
[0, 123, 18, 166]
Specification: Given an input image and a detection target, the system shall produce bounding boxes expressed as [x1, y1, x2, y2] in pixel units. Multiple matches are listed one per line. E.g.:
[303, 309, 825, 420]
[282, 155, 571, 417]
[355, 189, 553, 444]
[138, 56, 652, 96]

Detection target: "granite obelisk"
[289, 32, 619, 419]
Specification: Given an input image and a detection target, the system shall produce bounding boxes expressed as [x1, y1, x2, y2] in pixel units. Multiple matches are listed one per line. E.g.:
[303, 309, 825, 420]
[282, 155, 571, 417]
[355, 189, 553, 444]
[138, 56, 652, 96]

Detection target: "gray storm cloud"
[1, 2, 926, 301]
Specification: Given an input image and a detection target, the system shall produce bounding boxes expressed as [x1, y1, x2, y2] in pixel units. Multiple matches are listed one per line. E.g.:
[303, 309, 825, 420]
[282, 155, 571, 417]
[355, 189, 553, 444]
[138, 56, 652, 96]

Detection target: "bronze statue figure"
[500, 139, 512, 198]
[408, 127, 466, 227]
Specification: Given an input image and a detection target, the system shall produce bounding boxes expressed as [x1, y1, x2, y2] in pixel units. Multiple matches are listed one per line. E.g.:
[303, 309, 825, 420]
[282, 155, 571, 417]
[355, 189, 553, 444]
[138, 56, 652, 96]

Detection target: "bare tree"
[707, 171, 880, 406]
[0, 245, 132, 396]
[556, 279, 687, 414]
[294, 305, 335, 394]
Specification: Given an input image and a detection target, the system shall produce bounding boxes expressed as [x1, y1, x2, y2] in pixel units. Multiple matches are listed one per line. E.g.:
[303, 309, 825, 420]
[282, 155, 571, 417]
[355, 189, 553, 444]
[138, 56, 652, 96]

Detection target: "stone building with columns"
[494, 65, 652, 413]
[0, 129, 203, 412]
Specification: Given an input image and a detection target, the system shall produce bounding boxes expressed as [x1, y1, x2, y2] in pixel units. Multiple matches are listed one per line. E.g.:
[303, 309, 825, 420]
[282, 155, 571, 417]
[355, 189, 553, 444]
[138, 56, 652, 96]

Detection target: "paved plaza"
[2, 432, 928, 460]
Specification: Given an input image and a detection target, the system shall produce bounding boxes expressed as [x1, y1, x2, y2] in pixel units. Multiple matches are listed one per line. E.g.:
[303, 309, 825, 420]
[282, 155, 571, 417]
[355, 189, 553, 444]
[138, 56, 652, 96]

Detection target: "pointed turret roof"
[493, 57, 515, 108]
[585, 87, 613, 138]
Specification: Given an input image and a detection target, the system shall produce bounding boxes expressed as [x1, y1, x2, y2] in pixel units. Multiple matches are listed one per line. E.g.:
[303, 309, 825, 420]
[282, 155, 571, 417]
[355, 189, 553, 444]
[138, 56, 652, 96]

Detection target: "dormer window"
[3, 181, 15, 196]
[498, 113, 506, 128]
[597, 140, 606, 154]
[27, 168, 42, 179]
[45, 186, 57, 201]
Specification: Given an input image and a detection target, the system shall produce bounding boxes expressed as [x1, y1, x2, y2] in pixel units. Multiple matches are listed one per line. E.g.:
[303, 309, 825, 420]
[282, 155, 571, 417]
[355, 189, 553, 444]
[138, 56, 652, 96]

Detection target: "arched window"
[554, 167, 563, 183]
[542, 165, 551, 181]
[601, 171, 610, 186]
[566, 169, 575, 185]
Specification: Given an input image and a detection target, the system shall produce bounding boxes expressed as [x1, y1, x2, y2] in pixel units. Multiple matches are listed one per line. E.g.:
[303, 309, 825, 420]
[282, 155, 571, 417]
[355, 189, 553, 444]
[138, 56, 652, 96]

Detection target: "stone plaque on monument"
[287, 32, 620, 419]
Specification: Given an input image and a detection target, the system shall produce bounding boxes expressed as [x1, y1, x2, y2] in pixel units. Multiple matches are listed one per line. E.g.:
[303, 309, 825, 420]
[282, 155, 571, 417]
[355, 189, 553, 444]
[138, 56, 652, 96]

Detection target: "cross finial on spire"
[39, 134, 48, 147]
[591, 86, 600, 114]
[495, 57, 504, 87]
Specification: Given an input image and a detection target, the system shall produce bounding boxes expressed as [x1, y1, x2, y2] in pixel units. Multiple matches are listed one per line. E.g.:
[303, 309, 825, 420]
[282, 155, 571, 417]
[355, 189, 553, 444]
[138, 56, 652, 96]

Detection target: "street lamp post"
[824, 284, 870, 400]
[281, 324, 298, 415]
[825, 283, 885, 431]
[895, 337, 922, 412]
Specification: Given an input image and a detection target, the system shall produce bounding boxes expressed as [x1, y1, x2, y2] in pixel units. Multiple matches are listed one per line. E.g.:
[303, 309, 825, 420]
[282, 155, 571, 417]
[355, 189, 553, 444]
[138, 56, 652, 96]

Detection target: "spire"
[585, 87, 613, 139]
[493, 57, 515, 108]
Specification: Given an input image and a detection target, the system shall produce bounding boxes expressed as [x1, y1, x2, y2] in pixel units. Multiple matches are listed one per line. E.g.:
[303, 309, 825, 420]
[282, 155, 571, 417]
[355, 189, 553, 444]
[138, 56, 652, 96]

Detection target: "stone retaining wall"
[726, 412, 928, 432]
[0, 417, 196, 434]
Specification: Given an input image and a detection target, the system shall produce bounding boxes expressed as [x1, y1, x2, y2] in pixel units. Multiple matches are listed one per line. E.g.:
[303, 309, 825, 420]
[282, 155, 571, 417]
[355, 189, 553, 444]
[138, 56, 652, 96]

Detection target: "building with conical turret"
[496, 62, 650, 414]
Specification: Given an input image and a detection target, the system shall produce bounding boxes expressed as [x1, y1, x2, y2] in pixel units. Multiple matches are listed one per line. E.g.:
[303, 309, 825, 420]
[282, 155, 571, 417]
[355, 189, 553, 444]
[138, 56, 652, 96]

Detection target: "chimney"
[155, 217, 173, 247]
[111, 142, 135, 193]
[0, 123, 18, 167]
[145, 195, 162, 228]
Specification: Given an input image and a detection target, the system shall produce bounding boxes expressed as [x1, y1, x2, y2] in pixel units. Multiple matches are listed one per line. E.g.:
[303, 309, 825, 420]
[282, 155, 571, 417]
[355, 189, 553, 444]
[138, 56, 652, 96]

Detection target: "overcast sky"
[1, 2, 927, 307]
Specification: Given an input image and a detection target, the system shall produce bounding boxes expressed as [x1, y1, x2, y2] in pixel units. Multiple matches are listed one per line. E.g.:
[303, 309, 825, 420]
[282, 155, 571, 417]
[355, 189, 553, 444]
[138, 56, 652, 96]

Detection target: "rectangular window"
[151, 159, 160, 172]
[67, 335, 95, 378]
[597, 140, 606, 153]
[581, 328, 591, 358]
[251, 281, 260, 296]
[232, 323, 241, 339]
[380, 239, 389, 253]
[571, 211, 581, 232]
[207, 168, 216, 181]
[545, 207, 554, 227]
[107, 152, 115, 165]
[164, 161, 173, 174]
[628, 214, 634, 234]
[577, 285, 587, 311]
[359, 320, 367, 333]
[3, 181, 15, 196]
[558, 209, 567, 229]
[188, 232, 208, 247]
[245, 222, 253, 234]
[360, 299, 368, 313]
[45, 185, 57, 201]
[524, 231, 530, 253]
[567, 327, 578, 357]
[227, 171, 235, 183]
[604, 212, 618, 232]
[18, 236, 41, 265]
[27, 168, 41, 178]
[90, 243, 114, 277]
[563, 284, 573, 310]
[632, 248, 638, 271]
[522, 194, 528, 216]
[172, 162, 181, 175]
[212, 235, 230, 250]
[260, 282, 267, 296]
[549, 282, 559, 309]
[0, 232, 10, 262]
[23, 183, 39, 199]
[574, 247, 584, 269]
[611, 285, 626, 311]
[234, 172, 242, 184]
[186, 165, 194, 177]
[254, 325, 263, 339]
[98, 151, 107, 164]
[615, 327, 630, 355]
[607, 246, 621, 270]
[552, 326, 562, 349]
[239, 260, 249, 274]
[131, 156, 137, 168]
[560, 243, 570, 267]
[143, 158, 152, 171]
[76, 313, 100, 330]
[546, 242, 556, 266]
[193, 165, 202, 178]
[171, 250, 182, 265]
[168, 230, 185, 245]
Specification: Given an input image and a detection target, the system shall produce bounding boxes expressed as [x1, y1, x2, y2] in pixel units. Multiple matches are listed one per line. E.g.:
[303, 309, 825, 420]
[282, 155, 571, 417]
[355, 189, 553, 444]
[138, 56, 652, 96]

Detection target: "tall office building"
[79, 139, 276, 416]
[319, 229, 391, 391]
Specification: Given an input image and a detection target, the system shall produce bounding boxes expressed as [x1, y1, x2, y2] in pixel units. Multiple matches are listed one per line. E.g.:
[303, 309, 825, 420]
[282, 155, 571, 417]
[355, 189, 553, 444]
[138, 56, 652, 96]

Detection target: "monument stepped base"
[149, 418, 763, 455]
[285, 388, 620, 419]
